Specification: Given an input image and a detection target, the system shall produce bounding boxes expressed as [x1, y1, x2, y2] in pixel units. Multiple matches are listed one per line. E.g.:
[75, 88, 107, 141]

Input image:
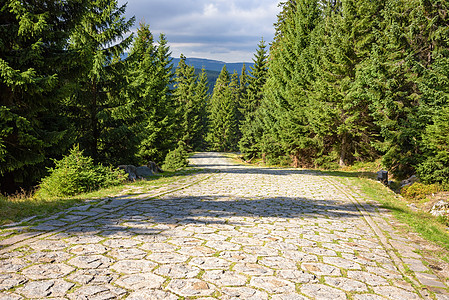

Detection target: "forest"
[1, 0, 449, 195]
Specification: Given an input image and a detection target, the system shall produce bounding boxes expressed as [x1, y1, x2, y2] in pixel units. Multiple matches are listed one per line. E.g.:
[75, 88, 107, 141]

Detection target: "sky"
[117, 0, 281, 63]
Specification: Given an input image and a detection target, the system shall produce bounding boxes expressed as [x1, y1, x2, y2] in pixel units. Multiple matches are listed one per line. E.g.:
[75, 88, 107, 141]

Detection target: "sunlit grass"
[0, 168, 200, 226]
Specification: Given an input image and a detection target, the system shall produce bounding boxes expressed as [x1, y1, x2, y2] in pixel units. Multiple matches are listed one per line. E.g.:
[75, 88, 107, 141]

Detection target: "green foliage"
[417, 106, 449, 184]
[207, 65, 241, 152]
[0, 0, 89, 192]
[162, 142, 189, 171]
[37, 146, 126, 198]
[401, 182, 441, 200]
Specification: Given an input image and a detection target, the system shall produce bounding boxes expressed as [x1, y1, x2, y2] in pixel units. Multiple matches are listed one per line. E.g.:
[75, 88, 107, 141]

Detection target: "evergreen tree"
[173, 55, 200, 151]
[0, 0, 88, 192]
[207, 66, 239, 151]
[65, 0, 135, 164]
[239, 39, 269, 160]
[192, 68, 210, 151]
[133, 32, 175, 164]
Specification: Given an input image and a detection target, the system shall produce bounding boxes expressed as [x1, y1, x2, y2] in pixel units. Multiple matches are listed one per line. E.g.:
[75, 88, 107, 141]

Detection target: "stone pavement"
[0, 152, 448, 299]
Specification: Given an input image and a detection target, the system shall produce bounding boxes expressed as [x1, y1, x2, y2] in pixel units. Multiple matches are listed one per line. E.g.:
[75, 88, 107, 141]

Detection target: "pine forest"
[1, 0, 449, 195]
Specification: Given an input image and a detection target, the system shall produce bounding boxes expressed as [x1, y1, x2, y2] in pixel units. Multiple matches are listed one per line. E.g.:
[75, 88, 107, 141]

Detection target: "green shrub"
[37, 145, 126, 198]
[401, 182, 441, 200]
[162, 142, 189, 171]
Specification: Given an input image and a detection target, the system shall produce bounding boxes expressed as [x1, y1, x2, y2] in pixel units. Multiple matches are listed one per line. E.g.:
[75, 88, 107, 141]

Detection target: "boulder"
[430, 200, 449, 217]
[136, 166, 154, 178]
[401, 175, 419, 188]
[147, 161, 163, 174]
[118, 165, 137, 181]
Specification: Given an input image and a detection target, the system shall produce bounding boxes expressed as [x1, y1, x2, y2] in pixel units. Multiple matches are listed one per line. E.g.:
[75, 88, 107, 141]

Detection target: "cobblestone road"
[1, 152, 448, 299]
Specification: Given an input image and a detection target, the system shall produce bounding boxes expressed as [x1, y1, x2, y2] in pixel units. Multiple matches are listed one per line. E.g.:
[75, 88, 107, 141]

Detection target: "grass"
[0, 168, 200, 226]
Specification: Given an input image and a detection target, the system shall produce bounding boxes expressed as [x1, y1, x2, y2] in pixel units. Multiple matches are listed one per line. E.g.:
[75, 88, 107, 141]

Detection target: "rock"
[401, 175, 419, 188]
[135, 166, 153, 178]
[430, 200, 449, 217]
[118, 165, 137, 181]
[147, 161, 163, 173]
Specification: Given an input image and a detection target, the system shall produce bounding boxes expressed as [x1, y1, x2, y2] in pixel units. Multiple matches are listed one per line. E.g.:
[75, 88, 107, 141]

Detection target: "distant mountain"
[171, 57, 254, 74]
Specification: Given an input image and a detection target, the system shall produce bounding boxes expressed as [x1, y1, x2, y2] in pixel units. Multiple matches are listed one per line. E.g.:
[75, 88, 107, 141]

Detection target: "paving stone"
[415, 272, 447, 288]
[126, 289, 178, 300]
[147, 252, 189, 264]
[242, 245, 278, 256]
[365, 266, 402, 280]
[154, 264, 201, 278]
[205, 241, 240, 251]
[270, 293, 308, 300]
[0, 292, 23, 300]
[303, 247, 337, 256]
[178, 246, 216, 256]
[67, 255, 114, 269]
[372, 286, 420, 299]
[111, 259, 157, 274]
[260, 256, 297, 269]
[325, 276, 368, 292]
[0, 258, 28, 273]
[25, 251, 71, 264]
[0, 274, 27, 291]
[202, 270, 247, 286]
[67, 284, 126, 300]
[139, 242, 177, 252]
[221, 287, 268, 300]
[277, 270, 318, 283]
[219, 251, 258, 263]
[67, 269, 118, 285]
[101, 238, 140, 248]
[347, 271, 389, 286]
[167, 279, 216, 297]
[65, 235, 104, 245]
[115, 273, 165, 290]
[69, 244, 108, 255]
[233, 263, 274, 276]
[301, 262, 341, 276]
[250, 276, 296, 294]
[107, 248, 146, 260]
[282, 250, 318, 262]
[323, 256, 362, 270]
[21, 263, 74, 280]
[28, 240, 69, 251]
[16, 280, 74, 298]
[300, 283, 347, 300]
[169, 237, 204, 247]
[352, 295, 386, 300]
[190, 257, 232, 270]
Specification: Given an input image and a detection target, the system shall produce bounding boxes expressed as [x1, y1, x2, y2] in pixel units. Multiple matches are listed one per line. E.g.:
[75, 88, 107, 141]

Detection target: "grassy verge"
[327, 172, 449, 260]
[0, 168, 199, 226]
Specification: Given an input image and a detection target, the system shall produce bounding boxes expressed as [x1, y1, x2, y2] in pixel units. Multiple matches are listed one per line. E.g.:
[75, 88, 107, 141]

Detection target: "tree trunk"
[339, 134, 347, 167]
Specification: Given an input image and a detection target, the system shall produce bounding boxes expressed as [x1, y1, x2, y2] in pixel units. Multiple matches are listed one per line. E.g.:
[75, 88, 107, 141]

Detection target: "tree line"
[0, 0, 208, 193]
[2, 0, 449, 194]
[207, 0, 449, 186]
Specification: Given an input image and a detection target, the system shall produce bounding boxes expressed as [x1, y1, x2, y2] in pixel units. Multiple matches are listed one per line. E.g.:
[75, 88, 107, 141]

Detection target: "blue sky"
[118, 0, 281, 62]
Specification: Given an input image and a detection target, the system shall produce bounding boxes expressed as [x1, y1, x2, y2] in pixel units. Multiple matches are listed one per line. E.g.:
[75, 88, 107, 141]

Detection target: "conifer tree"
[207, 66, 239, 151]
[133, 32, 175, 164]
[0, 0, 88, 192]
[239, 39, 269, 160]
[65, 0, 135, 164]
[192, 68, 210, 151]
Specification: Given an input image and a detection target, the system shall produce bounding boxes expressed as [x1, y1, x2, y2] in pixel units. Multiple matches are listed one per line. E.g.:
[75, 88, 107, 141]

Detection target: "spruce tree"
[66, 0, 135, 164]
[207, 65, 239, 151]
[192, 68, 210, 151]
[239, 39, 269, 160]
[0, 0, 88, 192]
[133, 32, 175, 164]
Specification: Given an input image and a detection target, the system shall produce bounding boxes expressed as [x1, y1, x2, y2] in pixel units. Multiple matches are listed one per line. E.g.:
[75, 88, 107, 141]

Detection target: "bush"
[401, 182, 441, 200]
[162, 142, 189, 171]
[37, 145, 126, 198]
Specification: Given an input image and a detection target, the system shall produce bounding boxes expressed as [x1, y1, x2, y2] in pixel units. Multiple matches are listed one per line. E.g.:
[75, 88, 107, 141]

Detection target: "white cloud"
[118, 0, 281, 62]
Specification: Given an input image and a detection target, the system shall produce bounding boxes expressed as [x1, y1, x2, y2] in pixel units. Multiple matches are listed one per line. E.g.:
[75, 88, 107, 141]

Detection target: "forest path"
[0, 152, 448, 299]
